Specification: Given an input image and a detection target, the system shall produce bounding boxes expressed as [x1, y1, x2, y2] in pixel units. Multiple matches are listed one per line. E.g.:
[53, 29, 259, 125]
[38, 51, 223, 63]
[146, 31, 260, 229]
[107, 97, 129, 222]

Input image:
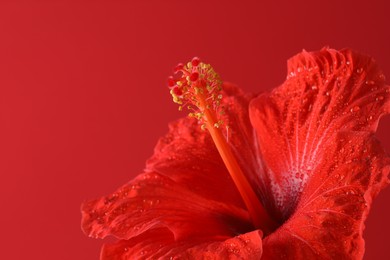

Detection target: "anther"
[172, 86, 183, 96]
[190, 72, 199, 82]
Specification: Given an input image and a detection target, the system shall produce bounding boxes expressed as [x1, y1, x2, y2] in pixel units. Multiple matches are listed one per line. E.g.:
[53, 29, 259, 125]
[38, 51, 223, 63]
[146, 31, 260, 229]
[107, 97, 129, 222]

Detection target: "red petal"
[81, 83, 264, 258]
[178, 230, 263, 259]
[250, 48, 390, 220]
[146, 82, 260, 208]
[262, 132, 390, 259]
[144, 117, 244, 208]
[81, 172, 251, 241]
[249, 48, 390, 258]
[100, 228, 263, 259]
[100, 228, 175, 259]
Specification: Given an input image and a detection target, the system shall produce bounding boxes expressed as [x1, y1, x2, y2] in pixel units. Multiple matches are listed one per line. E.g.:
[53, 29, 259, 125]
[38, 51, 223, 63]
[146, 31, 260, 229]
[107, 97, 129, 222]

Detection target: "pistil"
[168, 58, 277, 234]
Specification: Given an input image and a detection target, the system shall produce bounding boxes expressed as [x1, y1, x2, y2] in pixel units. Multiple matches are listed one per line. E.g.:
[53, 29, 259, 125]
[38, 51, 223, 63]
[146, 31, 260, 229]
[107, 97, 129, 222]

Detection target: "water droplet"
[311, 85, 318, 90]
[356, 68, 363, 74]
[350, 106, 360, 112]
[376, 96, 384, 101]
[365, 80, 375, 85]
[133, 226, 140, 231]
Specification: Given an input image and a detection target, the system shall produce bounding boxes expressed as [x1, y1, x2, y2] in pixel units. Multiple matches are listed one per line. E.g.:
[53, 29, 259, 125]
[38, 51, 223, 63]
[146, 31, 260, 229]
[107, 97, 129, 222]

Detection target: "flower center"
[168, 58, 277, 234]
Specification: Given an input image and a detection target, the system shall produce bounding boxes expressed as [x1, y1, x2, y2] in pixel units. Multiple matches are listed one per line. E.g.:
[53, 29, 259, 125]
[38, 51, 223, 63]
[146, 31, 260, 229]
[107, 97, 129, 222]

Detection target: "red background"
[1, 1, 389, 259]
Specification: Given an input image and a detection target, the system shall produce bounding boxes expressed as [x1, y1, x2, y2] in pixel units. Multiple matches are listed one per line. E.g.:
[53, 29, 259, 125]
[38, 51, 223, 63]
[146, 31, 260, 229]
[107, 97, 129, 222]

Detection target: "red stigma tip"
[174, 63, 184, 72]
[167, 76, 175, 88]
[172, 86, 183, 96]
[191, 57, 200, 66]
[190, 72, 199, 82]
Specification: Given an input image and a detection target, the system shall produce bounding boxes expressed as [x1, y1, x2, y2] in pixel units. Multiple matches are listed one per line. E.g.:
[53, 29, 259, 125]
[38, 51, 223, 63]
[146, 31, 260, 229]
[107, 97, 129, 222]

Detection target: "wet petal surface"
[250, 48, 390, 258]
[100, 228, 263, 259]
[81, 83, 264, 258]
[250, 48, 390, 220]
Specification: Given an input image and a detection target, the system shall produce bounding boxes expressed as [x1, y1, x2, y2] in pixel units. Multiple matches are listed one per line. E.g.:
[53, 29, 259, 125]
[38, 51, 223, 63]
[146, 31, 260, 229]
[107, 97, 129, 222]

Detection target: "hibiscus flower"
[81, 48, 390, 259]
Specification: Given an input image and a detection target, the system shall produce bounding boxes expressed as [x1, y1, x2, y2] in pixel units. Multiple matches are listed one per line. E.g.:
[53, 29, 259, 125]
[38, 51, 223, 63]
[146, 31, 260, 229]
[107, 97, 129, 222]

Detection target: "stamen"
[168, 58, 277, 234]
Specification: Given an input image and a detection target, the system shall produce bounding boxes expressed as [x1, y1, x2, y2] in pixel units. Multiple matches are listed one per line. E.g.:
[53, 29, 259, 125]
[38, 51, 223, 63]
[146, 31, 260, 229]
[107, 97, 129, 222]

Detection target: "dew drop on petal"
[350, 106, 360, 112]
